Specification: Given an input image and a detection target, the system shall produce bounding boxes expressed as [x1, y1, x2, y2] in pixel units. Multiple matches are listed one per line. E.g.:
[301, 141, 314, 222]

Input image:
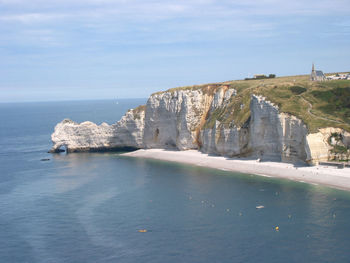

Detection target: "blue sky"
[0, 0, 349, 102]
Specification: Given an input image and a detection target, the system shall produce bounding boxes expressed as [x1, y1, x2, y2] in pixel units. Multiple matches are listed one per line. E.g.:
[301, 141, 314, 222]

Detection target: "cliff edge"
[50, 75, 350, 164]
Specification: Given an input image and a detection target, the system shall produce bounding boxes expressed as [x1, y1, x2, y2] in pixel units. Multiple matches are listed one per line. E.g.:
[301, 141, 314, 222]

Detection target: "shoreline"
[122, 149, 350, 191]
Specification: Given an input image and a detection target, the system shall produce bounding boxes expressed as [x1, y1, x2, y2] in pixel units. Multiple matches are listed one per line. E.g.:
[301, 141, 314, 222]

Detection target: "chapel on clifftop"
[310, 63, 325, 81]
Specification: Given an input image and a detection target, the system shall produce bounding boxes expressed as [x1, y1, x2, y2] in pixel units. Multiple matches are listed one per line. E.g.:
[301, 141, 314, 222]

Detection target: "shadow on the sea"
[51, 146, 139, 155]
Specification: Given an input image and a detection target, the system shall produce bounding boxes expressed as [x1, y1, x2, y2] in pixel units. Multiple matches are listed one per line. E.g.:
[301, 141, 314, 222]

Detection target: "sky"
[0, 0, 349, 102]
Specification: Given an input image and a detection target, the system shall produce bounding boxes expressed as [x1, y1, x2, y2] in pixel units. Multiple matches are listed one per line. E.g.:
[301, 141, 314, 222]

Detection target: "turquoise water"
[1, 100, 350, 263]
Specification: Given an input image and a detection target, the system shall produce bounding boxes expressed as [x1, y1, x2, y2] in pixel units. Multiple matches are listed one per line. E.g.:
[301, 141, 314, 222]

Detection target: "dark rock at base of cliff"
[49, 146, 139, 154]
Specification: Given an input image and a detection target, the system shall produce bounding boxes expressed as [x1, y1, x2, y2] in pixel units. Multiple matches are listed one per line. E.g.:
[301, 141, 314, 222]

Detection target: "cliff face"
[199, 95, 308, 162]
[306, 128, 350, 164]
[143, 89, 211, 150]
[50, 85, 350, 164]
[50, 108, 144, 153]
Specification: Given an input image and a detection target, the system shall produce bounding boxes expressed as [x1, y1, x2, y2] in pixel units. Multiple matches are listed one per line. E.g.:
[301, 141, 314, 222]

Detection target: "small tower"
[310, 63, 315, 81]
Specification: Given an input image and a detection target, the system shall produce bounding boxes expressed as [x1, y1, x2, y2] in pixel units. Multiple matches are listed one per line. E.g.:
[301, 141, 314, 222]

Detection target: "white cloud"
[0, 0, 349, 48]
[0, 13, 66, 23]
[1, 0, 349, 22]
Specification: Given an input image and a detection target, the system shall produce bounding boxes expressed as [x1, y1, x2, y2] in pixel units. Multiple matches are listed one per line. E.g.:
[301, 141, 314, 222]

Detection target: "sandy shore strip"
[122, 149, 350, 191]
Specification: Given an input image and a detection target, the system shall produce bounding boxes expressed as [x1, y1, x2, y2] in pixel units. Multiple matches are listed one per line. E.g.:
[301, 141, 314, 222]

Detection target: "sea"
[1, 99, 350, 263]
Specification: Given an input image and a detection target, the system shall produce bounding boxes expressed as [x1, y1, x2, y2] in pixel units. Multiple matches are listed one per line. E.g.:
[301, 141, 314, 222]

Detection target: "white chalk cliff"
[50, 85, 350, 164]
[51, 108, 144, 152]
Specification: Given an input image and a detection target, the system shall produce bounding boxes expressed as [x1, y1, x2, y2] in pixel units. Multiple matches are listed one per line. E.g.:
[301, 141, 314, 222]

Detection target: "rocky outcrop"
[199, 95, 308, 163]
[143, 89, 211, 150]
[142, 87, 237, 150]
[50, 108, 144, 153]
[200, 124, 249, 157]
[248, 96, 309, 162]
[306, 128, 350, 164]
[50, 85, 349, 164]
[50, 119, 115, 153]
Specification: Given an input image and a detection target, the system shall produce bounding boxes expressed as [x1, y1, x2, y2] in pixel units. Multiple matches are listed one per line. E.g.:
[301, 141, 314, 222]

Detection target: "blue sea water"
[1, 99, 350, 263]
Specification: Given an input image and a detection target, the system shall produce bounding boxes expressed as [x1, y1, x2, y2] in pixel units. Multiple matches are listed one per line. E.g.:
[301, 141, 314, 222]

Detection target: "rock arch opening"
[56, 145, 68, 153]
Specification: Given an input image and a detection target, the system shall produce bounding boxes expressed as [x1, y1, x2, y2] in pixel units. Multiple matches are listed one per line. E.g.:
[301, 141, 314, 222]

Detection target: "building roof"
[315, 70, 324, 77]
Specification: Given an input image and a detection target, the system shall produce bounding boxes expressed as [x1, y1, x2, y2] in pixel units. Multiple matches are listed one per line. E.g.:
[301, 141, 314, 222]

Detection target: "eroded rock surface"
[200, 95, 309, 163]
[50, 85, 349, 164]
[50, 108, 144, 153]
[306, 128, 350, 164]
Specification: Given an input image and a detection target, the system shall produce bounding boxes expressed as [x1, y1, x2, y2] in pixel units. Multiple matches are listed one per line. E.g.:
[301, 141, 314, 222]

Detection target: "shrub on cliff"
[290, 86, 307, 95]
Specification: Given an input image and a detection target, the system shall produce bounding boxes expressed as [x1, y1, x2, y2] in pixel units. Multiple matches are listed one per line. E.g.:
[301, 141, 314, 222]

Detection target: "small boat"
[256, 205, 264, 209]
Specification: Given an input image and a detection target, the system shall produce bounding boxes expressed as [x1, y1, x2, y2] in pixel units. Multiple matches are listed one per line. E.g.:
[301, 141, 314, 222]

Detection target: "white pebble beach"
[123, 149, 350, 191]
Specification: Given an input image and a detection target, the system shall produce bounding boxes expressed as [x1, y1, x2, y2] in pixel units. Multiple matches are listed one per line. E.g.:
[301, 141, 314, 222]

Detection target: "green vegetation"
[132, 105, 146, 120]
[310, 87, 350, 123]
[331, 145, 348, 154]
[290, 86, 307, 95]
[152, 83, 222, 97]
[328, 132, 349, 161]
[203, 86, 252, 129]
[155, 74, 350, 132]
[328, 132, 342, 144]
[257, 77, 350, 132]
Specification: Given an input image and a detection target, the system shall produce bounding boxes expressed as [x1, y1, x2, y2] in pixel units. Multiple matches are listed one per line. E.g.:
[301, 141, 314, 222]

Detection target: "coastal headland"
[50, 73, 350, 189]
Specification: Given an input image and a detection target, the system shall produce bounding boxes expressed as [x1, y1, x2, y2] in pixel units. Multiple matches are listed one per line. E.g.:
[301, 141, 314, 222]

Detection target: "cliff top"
[152, 74, 350, 133]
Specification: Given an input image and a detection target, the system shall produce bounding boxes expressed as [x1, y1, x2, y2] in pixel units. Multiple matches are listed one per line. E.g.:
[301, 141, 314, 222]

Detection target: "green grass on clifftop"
[154, 74, 350, 133]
